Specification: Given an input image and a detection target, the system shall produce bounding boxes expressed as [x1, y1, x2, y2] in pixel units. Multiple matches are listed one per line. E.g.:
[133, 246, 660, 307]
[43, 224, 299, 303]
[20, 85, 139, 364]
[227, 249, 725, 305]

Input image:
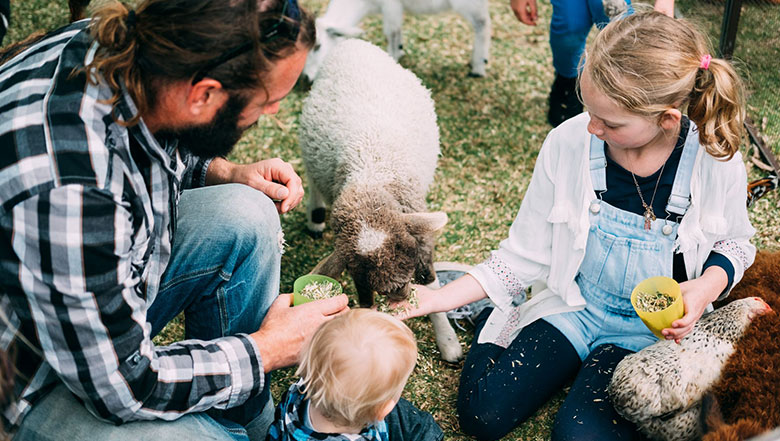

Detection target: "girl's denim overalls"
[543, 132, 699, 360]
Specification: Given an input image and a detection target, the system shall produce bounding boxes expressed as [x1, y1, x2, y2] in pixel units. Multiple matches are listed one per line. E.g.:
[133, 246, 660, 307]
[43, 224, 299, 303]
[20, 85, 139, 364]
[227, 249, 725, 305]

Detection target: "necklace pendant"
[643, 208, 656, 230]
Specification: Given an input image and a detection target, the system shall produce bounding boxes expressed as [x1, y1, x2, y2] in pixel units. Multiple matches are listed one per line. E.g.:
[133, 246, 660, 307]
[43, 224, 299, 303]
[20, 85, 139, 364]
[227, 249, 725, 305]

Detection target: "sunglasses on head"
[191, 0, 301, 85]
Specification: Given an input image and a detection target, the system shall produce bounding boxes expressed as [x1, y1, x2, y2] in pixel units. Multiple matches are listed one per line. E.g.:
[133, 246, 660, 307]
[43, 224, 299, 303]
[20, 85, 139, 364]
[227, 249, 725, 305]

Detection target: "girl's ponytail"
[584, 11, 748, 161]
[688, 57, 746, 160]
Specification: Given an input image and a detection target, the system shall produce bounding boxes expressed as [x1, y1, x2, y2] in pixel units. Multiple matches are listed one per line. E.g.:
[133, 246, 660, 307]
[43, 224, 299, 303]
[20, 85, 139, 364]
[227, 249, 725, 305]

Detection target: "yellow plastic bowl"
[630, 276, 684, 339]
[292, 275, 342, 306]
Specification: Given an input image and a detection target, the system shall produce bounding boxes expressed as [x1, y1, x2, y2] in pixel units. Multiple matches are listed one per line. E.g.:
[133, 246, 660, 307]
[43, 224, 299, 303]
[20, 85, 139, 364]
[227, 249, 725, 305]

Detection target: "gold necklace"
[627, 157, 665, 230]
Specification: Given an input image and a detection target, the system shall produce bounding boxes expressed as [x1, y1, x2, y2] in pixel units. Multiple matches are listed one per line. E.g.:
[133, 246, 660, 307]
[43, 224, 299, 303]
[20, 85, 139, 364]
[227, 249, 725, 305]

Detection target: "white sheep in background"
[299, 38, 463, 362]
[302, 0, 491, 81]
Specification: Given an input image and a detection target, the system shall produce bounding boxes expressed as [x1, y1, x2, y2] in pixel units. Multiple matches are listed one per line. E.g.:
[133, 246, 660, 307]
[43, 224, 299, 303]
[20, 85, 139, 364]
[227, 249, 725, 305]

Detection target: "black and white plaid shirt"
[0, 21, 263, 432]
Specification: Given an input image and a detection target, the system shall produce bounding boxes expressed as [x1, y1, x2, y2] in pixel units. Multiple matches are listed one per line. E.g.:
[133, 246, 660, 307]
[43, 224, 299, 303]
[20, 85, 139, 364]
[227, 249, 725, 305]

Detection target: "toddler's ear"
[375, 399, 398, 421]
[659, 108, 682, 131]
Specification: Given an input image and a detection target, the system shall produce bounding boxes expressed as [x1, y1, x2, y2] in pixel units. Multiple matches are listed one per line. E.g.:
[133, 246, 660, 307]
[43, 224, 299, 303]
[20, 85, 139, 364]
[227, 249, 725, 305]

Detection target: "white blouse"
[468, 113, 756, 347]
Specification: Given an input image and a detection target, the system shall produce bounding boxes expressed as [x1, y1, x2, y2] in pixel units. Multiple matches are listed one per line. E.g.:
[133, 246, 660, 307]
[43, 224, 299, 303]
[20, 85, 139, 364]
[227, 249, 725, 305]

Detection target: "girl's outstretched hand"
[383, 284, 438, 320]
[383, 274, 491, 321]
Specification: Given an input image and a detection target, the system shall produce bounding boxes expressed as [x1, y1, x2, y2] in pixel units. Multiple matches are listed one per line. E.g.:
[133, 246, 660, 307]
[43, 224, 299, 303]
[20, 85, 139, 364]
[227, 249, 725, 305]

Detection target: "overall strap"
[589, 135, 607, 193]
[665, 121, 701, 217]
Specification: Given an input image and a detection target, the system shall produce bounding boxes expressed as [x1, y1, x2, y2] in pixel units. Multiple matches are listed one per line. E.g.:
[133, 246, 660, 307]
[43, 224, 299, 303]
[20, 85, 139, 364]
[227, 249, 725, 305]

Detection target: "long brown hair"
[0, 31, 47, 66]
[86, 0, 315, 125]
[583, 11, 746, 160]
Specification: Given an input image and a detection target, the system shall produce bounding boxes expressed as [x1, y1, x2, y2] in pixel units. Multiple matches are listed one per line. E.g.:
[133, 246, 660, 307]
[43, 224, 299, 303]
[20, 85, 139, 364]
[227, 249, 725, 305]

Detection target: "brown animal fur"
[702, 393, 768, 441]
[313, 185, 445, 307]
[702, 251, 780, 441]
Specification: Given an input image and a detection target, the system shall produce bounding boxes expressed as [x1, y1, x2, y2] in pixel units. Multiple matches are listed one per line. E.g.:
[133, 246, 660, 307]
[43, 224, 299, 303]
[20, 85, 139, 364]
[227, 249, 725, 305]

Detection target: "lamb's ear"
[325, 25, 364, 39]
[311, 252, 346, 279]
[404, 212, 448, 233]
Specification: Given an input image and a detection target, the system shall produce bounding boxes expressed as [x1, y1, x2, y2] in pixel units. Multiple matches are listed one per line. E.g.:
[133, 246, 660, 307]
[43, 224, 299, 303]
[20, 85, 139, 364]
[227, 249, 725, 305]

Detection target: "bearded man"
[0, 1, 348, 439]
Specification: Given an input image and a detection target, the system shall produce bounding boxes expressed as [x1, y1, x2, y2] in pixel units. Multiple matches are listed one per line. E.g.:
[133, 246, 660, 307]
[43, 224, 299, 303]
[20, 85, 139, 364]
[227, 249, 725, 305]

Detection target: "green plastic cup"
[292, 275, 342, 306]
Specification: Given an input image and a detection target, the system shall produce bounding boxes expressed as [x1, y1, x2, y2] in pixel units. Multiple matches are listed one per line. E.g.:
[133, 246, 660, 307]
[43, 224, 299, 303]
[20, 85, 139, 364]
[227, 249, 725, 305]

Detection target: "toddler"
[267, 309, 442, 441]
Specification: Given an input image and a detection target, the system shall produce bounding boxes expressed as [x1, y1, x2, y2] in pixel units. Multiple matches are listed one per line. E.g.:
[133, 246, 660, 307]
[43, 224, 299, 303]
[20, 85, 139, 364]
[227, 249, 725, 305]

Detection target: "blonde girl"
[399, 11, 754, 440]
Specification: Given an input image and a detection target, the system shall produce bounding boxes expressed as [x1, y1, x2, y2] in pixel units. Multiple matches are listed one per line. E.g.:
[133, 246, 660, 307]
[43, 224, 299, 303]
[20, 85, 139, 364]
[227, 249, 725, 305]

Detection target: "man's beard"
[156, 93, 250, 159]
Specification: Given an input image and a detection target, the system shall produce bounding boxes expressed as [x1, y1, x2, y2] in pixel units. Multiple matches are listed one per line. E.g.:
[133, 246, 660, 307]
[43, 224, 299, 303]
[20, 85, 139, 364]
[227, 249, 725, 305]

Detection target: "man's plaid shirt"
[0, 21, 264, 432]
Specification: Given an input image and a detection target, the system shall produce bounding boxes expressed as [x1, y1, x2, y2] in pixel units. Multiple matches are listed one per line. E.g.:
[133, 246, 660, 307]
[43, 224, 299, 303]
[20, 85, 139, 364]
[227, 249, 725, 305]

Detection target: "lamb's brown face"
[413, 237, 437, 286]
[346, 229, 421, 305]
[331, 204, 447, 307]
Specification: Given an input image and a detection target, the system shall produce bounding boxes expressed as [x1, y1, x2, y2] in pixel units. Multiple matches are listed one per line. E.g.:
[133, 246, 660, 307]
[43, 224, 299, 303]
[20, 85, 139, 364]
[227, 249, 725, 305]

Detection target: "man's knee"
[207, 185, 283, 255]
[179, 184, 281, 247]
[16, 384, 239, 441]
[219, 184, 280, 232]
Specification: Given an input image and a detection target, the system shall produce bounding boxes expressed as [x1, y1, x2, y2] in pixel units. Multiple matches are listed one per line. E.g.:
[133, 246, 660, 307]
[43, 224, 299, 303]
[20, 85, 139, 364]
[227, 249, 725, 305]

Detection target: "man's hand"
[510, 0, 538, 26]
[207, 157, 305, 213]
[662, 267, 727, 343]
[228, 159, 305, 214]
[251, 294, 349, 372]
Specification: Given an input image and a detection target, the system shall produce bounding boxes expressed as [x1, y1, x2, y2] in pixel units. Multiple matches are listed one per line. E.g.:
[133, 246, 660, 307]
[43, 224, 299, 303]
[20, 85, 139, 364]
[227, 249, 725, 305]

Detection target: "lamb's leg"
[426, 277, 463, 362]
[452, 0, 491, 77]
[381, 2, 404, 60]
[353, 273, 375, 308]
[306, 176, 327, 238]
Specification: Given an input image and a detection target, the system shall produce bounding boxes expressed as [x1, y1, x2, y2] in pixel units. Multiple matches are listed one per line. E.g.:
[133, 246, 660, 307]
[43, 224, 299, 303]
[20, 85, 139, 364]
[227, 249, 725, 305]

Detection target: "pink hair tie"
[699, 54, 712, 70]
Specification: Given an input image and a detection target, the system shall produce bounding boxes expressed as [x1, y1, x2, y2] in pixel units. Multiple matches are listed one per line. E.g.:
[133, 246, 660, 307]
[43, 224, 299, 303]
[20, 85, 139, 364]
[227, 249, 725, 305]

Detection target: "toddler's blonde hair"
[583, 11, 746, 160]
[296, 309, 417, 428]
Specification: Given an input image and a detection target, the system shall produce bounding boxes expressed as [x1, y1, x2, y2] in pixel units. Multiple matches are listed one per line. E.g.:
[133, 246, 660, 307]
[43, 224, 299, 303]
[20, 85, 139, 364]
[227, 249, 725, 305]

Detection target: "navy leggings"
[457, 308, 644, 441]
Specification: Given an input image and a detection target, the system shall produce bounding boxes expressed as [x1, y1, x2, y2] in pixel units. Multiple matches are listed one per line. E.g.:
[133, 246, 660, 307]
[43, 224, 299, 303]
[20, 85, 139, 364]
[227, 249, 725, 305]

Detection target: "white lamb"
[302, 0, 491, 81]
[298, 38, 462, 362]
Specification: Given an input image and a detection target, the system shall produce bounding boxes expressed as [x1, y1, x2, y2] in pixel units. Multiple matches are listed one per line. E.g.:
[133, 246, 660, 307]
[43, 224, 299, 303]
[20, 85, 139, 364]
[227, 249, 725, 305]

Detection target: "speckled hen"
[608, 297, 772, 441]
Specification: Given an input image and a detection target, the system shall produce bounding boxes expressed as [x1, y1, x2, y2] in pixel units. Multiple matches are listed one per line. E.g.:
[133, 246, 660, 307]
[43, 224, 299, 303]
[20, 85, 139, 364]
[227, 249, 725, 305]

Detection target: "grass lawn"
[4, 0, 779, 439]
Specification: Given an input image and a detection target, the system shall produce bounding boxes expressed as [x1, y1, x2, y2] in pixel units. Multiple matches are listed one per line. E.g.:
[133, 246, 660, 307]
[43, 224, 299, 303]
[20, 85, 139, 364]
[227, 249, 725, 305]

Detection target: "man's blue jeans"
[14, 184, 282, 441]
